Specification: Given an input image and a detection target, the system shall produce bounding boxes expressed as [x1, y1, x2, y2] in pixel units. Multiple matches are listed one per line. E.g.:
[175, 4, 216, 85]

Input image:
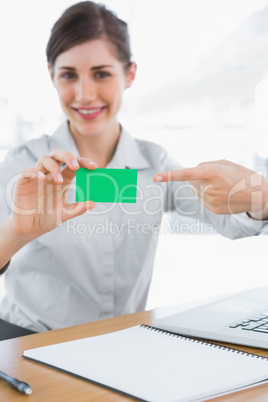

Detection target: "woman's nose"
[75, 78, 96, 102]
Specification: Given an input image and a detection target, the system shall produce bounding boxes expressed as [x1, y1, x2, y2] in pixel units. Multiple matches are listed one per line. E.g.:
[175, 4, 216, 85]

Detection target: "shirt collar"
[50, 121, 79, 155]
[107, 126, 150, 169]
[51, 122, 150, 170]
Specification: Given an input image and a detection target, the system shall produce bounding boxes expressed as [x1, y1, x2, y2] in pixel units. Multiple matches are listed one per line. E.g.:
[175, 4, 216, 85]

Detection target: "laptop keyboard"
[229, 312, 268, 334]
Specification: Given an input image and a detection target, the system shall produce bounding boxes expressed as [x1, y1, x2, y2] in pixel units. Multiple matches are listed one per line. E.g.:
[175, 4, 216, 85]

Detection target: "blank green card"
[76, 168, 137, 203]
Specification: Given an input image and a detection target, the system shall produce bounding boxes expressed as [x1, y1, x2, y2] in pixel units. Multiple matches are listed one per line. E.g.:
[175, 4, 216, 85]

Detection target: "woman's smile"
[72, 106, 107, 120]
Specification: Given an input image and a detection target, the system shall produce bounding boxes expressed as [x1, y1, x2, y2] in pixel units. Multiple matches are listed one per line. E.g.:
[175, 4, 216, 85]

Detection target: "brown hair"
[46, 1, 132, 69]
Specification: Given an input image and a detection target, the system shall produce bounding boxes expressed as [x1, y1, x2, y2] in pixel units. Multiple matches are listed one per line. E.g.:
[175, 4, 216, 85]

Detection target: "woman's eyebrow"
[58, 65, 114, 71]
[91, 65, 113, 70]
[58, 66, 75, 70]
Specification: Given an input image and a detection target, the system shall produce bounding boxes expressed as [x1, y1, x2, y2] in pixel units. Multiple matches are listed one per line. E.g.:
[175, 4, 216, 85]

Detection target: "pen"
[0, 370, 32, 395]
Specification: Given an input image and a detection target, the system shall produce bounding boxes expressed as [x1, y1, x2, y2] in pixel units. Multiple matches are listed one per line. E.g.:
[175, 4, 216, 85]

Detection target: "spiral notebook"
[23, 325, 268, 402]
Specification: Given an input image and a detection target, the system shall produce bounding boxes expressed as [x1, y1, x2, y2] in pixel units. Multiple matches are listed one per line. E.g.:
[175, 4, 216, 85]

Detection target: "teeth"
[78, 108, 101, 115]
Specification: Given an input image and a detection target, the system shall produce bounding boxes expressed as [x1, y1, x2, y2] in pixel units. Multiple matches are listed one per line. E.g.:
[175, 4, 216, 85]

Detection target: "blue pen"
[0, 370, 32, 395]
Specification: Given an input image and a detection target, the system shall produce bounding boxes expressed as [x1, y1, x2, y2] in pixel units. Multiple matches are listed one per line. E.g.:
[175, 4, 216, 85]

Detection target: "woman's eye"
[95, 71, 110, 79]
[61, 72, 77, 80]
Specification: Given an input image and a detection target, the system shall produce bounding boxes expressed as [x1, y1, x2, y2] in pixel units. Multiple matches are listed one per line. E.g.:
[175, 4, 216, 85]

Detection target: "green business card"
[76, 168, 137, 203]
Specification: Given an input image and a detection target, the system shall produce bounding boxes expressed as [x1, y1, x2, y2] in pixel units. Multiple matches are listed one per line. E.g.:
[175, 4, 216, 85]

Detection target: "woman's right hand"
[8, 149, 97, 241]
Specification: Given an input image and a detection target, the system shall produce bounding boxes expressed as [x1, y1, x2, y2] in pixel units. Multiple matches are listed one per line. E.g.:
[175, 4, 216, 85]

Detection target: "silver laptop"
[153, 286, 268, 349]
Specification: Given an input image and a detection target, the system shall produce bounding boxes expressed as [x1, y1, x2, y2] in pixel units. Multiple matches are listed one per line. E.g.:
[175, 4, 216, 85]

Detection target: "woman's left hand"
[154, 160, 268, 218]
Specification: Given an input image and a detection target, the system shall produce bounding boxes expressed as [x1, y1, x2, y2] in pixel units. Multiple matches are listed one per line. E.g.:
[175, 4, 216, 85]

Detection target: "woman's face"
[49, 39, 136, 139]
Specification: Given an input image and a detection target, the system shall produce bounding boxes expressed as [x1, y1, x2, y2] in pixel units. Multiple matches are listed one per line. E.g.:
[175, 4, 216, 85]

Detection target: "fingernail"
[71, 159, 79, 168]
[154, 176, 164, 182]
[88, 161, 97, 166]
[57, 173, 63, 182]
[38, 171, 46, 179]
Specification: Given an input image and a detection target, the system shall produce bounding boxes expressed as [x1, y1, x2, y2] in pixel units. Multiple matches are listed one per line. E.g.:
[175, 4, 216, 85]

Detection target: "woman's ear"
[47, 64, 54, 83]
[125, 62, 137, 88]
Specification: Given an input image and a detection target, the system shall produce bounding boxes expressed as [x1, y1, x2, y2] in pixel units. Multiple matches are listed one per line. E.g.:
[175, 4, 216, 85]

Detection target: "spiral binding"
[140, 324, 268, 361]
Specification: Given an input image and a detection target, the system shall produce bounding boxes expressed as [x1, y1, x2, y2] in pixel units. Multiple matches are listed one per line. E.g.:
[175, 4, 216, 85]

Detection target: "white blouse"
[0, 122, 264, 332]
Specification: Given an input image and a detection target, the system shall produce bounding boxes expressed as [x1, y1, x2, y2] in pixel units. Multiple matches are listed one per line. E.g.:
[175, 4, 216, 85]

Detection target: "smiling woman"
[45, 1, 136, 167]
[0, 0, 268, 341]
[1, 0, 268, 163]
[48, 39, 136, 167]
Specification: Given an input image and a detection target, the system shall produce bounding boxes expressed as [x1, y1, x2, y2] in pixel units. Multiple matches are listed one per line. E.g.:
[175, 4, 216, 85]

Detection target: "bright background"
[1, 0, 268, 309]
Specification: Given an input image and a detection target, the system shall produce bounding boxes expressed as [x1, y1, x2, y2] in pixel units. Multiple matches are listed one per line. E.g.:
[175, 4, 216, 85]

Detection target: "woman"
[0, 1, 267, 339]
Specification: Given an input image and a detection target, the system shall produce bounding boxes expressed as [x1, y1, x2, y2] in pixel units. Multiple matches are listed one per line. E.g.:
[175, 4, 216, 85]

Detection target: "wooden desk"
[1, 308, 268, 402]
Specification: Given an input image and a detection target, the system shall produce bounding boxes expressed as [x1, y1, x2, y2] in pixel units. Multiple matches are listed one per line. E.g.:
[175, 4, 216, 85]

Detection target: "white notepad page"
[23, 325, 268, 402]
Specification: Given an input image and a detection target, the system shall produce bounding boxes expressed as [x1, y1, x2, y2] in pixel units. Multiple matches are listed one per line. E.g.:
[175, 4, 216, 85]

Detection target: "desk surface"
[1, 308, 268, 402]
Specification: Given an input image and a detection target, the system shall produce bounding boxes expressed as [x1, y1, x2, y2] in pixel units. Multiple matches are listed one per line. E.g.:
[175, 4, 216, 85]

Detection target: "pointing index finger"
[153, 166, 213, 182]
